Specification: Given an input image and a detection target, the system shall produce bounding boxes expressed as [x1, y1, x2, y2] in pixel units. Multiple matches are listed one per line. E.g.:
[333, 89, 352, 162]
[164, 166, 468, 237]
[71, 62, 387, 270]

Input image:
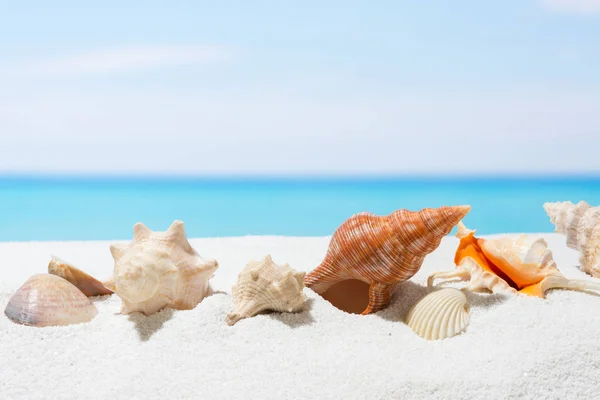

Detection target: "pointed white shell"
[108, 220, 219, 315]
[4, 274, 98, 327]
[544, 201, 600, 278]
[226, 255, 306, 326]
[405, 288, 470, 340]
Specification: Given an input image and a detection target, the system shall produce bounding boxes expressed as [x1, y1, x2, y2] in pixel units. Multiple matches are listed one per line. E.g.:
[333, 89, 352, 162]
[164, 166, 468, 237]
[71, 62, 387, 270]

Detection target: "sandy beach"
[1, 233, 599, 400]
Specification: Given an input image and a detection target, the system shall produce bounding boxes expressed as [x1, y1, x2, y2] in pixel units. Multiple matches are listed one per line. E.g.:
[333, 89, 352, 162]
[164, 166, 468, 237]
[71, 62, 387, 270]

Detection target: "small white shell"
[227, 255, 306, 326]
[4, 274, 98, 327]
[405, 288, 470, 340]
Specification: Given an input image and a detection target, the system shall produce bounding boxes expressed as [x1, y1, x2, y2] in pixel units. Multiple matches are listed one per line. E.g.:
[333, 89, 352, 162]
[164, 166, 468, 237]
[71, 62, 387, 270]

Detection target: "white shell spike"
[107, 220, 219, 315]
[405, 288, 470, 341]
[544, 201, 600, 278]
[4, 274, 98, 327]
[226, 255, 307, 326]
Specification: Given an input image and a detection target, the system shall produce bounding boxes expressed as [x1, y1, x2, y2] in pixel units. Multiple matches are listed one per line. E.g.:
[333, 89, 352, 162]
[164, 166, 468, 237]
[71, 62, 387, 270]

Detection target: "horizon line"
[1, 171, 600, 183]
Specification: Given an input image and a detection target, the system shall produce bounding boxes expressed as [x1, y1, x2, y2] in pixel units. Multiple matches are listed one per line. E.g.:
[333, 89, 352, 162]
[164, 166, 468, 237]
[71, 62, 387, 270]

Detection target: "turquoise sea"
[1, 176, 599, 242]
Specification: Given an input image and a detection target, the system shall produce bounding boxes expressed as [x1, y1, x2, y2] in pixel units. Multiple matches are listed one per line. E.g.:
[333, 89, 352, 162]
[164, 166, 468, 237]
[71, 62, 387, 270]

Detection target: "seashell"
[405, 288, 469, 340]
[226, 255, 306, 326]
[4, 274, 98, 327]
[48, 256, 113, 297]
[107, 220, 219, 315]
[428, 221, 600, 297]
[544, 200, 600, 278]
[305, 205, 471, 315]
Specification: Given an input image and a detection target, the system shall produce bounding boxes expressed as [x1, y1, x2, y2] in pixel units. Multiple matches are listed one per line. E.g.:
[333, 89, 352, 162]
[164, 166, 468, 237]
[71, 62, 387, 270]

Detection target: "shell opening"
[318, 279, 371, 315]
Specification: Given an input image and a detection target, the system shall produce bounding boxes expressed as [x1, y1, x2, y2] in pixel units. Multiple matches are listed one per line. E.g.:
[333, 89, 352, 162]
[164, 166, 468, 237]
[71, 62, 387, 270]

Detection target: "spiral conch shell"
[4, 274, 98, 327]
[304, 205, 471, 315]
[544, 200, 600, 278]
[48, 256, 113, 297]
[106, 220, 219, 315]
[405, 288, 470, 341]
[226, 255, 306, 326]
[428, 222, 600, 297]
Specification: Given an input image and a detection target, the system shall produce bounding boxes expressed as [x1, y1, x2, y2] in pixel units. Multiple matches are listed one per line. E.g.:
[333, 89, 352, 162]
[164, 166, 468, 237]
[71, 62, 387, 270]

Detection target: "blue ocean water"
[1, 176, 599, 242]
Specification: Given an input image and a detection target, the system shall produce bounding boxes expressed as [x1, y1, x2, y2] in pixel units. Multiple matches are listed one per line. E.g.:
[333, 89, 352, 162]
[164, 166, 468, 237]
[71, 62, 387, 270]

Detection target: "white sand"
[1, 234, 599, 400]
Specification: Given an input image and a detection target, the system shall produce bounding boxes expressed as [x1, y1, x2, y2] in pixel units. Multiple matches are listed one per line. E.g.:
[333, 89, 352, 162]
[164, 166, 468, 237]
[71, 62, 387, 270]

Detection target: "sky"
[0, 0, 599, 176]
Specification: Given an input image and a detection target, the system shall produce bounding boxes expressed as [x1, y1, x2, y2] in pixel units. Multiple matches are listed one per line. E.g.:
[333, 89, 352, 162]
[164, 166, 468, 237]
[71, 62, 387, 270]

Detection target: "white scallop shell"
[226, 255, 306, 326]
[4, 274, 98, 327]
[405, 288, 470, 340]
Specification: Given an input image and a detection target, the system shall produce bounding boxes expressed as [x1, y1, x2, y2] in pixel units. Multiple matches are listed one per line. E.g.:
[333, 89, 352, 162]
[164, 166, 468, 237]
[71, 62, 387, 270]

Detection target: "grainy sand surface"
[1, 234, 599, 400]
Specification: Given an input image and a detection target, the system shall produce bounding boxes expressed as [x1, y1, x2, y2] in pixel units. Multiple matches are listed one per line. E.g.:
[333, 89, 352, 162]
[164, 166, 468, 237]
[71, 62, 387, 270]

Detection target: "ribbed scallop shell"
[428, 222, 600, 297]
[305, 205, 471, 314]
[544, 200, 600, 278]
[4, 274, 98, 327]
[226, 255, 306, 326]
[48, 256, 113, 297]
[107, 220, 219, 315]
[405, 288, 469, 340]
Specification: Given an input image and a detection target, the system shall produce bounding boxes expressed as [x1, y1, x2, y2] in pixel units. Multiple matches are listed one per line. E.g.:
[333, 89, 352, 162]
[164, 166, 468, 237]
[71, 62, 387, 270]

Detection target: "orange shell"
[454, 233, 517, 289]
[452, 231, 551, 297]
[430, 223, 600, 298]
[305, 205, 471, 314]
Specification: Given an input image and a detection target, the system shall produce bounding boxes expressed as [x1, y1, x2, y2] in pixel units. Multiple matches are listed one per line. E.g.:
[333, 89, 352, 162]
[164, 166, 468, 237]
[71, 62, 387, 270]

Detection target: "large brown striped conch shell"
[48, 256, 113, 297]
[304, 205, 471, 315]
[428, 222, 600, 297]
[106, 220, 219, 315]
[4, 274, 98, 327]
[544, 200, 600, 278]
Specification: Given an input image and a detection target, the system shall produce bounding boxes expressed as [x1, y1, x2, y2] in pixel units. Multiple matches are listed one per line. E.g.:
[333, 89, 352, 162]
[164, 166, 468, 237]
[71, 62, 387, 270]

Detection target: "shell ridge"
[405, 288, 469, 340]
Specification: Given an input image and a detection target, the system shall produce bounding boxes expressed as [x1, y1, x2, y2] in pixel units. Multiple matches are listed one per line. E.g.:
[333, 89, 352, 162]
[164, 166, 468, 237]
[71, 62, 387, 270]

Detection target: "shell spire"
[107, 220, 219, 315]
[456, 220, 475, 240]
[305, 205, 471, 315]
[543, 200, 600, 278]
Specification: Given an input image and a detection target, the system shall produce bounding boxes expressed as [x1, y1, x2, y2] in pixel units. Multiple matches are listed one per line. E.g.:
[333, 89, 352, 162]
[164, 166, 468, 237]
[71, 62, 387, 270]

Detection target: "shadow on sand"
[267, 298, 316, 328]
[375, 280, 510, 323]
[128, 308, 175, 342]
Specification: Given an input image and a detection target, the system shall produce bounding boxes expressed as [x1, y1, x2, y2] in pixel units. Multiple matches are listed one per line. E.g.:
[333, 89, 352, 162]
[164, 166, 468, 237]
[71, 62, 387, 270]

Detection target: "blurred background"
[1, 1, 599, 240]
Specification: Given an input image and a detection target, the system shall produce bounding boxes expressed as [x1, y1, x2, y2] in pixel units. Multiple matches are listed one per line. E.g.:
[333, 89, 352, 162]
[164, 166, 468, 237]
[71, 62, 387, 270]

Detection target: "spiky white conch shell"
[106, 220, 219, 315]
[4, 274, 98, 327]
[544, 200, 600, 278]
[226, 255, 306, 326]
[405, 288, 470, 341]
